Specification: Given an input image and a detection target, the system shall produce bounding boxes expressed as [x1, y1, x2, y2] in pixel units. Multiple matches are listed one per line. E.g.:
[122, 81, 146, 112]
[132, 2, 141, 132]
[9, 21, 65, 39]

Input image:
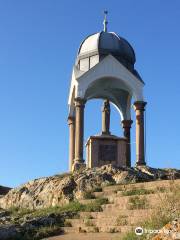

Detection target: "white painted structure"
[68, 20, 147, 171]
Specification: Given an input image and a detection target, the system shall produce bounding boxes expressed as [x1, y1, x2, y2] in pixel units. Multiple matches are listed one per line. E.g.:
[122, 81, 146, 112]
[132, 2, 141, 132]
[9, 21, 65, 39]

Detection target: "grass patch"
[84, 219, 95, 227]
[8, 206, 33, 218]
[8, 198, 109, 221]
[83, 191, 96, 199]
[54, 172, 72, 179]
[33, 225, 63, 239]
[128, 196, 148, 210]
[116, 215, 128, 226]
[93, 187, 103, 192]
[82, 198, 109, 212]
[84, 214, 94, 219]
[122, 188, 154, 196]
[156, 186, 166, 193]
[122, 231, 145, 240]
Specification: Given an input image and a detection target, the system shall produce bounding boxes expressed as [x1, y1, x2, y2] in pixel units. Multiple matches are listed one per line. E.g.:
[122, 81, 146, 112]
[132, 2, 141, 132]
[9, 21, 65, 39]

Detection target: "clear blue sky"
[0, 0, 180, 188]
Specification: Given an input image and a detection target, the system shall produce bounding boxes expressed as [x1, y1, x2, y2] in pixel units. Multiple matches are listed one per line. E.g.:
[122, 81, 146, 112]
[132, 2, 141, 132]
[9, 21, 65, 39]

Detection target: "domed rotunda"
[68, 12, 147, 172]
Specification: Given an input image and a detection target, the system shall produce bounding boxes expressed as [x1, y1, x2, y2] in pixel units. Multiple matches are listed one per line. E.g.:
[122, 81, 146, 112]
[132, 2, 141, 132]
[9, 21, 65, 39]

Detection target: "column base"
[72, 159, 86, 172]
[136, 161, 146, 167]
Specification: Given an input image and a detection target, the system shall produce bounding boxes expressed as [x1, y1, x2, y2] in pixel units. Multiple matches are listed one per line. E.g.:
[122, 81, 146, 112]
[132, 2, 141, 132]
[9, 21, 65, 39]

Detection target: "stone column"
[121, 120, 133, 167]
[102, 100, 111, 135]
[134, 101, 147, 166]
[73, 98, 86, 171]
[68, 116, 75, 172]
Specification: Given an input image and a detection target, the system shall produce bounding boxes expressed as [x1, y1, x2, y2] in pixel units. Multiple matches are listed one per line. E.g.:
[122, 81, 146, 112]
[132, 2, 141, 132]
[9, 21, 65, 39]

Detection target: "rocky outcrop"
[152, 218, 180, 240]
[0, 165, 179, 210]
[0, 186, 11, 196]
[0, 209, 74, 240]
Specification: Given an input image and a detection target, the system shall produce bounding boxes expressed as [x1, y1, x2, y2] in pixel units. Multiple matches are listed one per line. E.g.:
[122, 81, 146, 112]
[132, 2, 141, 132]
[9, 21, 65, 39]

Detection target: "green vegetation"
[122, 231, 145, 240]
[83, 191, 96, 199]
[54, 172, 72, 179]
[143, 183, 180, 230]
[156, 186, 166, 193]
[8, 206, 33, 218]
[6, 198, 109, 240]
[122, 188, 154, 196]
[122, 182, 180, 240]
[84, 219, 95, 227]
[32, 225, 63, 240]
[128, 196, 148, 210]
[84, 214, 94, 219]
[93, 186, 103, 192]
[8, 198, 108, 220]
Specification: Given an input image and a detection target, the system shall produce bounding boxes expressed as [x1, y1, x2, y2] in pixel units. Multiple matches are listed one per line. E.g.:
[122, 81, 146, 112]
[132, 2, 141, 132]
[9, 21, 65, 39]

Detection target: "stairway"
[48, 179, 180, 240]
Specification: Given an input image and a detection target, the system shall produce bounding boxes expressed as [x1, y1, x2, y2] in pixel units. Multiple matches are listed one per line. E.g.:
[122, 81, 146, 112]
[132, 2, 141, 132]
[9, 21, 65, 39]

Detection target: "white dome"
[78, 31, 136, 65]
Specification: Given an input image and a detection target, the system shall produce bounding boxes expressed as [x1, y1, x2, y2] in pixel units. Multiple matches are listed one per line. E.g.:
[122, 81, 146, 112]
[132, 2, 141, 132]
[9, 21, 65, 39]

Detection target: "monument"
[68, 12, 147, 171]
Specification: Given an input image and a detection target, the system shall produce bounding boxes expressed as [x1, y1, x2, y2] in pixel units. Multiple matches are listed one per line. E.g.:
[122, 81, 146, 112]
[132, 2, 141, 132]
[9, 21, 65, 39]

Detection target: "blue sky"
[0, 0, 180, 187]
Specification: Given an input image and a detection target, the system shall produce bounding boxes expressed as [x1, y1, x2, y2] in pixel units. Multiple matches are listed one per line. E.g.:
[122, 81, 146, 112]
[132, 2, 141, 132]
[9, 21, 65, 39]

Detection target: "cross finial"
[103, 10, 108, 32]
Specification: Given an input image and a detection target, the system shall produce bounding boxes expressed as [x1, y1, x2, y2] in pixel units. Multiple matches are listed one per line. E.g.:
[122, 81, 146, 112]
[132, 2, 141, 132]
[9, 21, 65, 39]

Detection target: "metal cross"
[103, 10, 108, 32]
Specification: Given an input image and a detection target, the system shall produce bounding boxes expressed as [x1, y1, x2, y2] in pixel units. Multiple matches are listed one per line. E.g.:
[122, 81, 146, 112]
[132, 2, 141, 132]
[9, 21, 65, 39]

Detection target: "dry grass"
[122, 180, 180, 240]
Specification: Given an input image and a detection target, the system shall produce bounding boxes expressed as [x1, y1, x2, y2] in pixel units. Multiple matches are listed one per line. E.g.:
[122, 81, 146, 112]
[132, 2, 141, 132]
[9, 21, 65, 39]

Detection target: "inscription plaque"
[98, 144, 117, 162]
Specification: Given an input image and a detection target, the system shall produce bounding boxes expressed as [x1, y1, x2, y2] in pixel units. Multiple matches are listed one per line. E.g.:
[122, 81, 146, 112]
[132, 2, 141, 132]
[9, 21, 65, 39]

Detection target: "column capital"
[68, 116, 75, 125]
[134, 101, 147, 111]
[121, 120, 133, 128]
[74, 98, 86, 107]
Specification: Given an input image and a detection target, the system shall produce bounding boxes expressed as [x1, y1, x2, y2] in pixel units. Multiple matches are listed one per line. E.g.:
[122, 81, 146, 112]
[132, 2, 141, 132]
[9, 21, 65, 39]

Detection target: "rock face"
[0, 186, 11, 196]
[0, 209, 71, 240]
[0, 165, 179, 210]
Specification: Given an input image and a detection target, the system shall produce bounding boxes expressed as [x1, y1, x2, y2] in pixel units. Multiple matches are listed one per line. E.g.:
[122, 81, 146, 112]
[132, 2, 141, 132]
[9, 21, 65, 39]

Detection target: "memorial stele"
[68, 12, 147, 172]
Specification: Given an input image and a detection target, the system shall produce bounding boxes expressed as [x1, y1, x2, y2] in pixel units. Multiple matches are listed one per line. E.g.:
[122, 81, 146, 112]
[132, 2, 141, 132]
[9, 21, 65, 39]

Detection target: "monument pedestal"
[86, 134, 127, 168]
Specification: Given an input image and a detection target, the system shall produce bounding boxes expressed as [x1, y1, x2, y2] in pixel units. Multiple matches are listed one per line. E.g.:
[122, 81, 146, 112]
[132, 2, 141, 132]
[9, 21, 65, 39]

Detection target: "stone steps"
[102, 179, 179, 193]
[61, 179, 180, 235]
[79, 208, 153, 219]
[68, 215, 145, 227]
[105, 193, 164, 209]
[92, 179, 175, 200]
[47, 232, 125, 240]
[61, 225, 134, 233]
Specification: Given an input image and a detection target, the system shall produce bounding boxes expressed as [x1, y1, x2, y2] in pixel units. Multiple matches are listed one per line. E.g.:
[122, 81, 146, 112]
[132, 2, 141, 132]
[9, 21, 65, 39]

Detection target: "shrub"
[83, 191, 96, 199]
[93, 187, 103, 192]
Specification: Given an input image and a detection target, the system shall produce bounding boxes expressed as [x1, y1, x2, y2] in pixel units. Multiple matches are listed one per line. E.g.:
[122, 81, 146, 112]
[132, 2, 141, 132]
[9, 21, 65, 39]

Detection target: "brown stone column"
[102, 100, 111, 135]
[68, 116, 75, 172]
[121, 120, 133, 167]
[134, 101, 147, 166]
[73, 98, 86, 170]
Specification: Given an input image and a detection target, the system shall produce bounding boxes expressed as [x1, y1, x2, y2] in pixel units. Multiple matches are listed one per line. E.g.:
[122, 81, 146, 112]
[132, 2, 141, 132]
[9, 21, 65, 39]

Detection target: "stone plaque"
[98, 144, 117, 162]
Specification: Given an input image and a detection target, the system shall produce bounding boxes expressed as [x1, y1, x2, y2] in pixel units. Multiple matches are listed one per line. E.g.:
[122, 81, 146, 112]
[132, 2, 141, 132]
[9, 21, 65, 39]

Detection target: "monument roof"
[77, 31, 136, 65]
